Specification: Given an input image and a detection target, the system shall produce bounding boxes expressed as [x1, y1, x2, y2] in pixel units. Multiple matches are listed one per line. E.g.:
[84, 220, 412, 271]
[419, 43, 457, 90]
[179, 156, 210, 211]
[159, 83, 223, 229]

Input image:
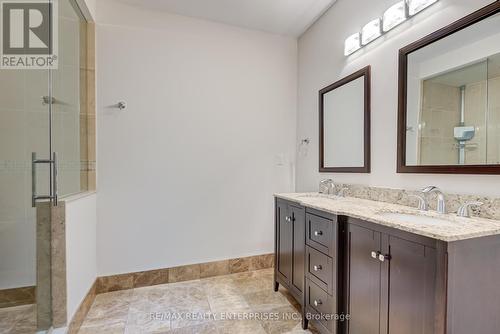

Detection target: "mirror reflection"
[320, 67, 370, 172]
[405, 13, 500, 166]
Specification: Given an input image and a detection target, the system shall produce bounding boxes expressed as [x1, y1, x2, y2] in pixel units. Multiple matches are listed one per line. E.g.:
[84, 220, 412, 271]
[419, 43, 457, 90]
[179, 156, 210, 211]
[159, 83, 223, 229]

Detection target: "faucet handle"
[421, 185, 438, 193]
[409, 194, 428, 211]
[457, 201, 483, 218]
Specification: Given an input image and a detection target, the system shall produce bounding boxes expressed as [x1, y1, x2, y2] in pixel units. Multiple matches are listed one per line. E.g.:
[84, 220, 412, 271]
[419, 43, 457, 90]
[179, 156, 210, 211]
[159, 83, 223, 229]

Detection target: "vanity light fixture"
[344, 33, 361, 56]
[383, 1, 407, 32]
[344, 0, 439, 56]
[361, 18, 382, 45]
[407, 0, 438, 16]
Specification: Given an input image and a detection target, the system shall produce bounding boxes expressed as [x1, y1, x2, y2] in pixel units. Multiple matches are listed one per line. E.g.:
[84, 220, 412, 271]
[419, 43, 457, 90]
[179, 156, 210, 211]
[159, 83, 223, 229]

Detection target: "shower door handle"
[32, 152, 59, 207]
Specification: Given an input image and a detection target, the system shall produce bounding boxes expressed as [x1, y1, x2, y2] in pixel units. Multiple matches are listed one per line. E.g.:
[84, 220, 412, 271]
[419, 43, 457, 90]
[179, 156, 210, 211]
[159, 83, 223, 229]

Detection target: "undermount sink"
[377, 212, 456, 226]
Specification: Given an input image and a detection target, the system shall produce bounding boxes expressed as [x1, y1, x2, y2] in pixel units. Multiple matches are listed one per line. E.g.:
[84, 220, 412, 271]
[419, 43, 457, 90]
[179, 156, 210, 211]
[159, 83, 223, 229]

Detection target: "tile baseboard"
[0, 286, 36, 308]
[68, 254, 274, 330]
[95, 253, 275, 294]
[67, 281, 97, 334]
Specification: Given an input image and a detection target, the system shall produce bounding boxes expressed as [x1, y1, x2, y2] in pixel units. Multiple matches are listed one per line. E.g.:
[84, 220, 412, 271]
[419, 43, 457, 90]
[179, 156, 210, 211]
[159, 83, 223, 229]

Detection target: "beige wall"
[488, 76, 500, 164]
[464, 81, 488, 164]
[419, 81, 460, 165]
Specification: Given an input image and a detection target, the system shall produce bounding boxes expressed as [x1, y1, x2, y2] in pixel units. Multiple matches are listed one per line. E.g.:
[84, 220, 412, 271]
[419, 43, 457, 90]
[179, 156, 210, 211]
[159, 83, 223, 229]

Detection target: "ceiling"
[114, 0, 336, 37]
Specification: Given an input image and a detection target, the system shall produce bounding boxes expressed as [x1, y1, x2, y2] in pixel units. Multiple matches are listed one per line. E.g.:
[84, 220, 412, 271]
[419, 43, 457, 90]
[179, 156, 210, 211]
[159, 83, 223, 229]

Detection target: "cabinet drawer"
[306, 213, 336, 257]
[305, 279, 336, 334]
[306, 246, 334, 294]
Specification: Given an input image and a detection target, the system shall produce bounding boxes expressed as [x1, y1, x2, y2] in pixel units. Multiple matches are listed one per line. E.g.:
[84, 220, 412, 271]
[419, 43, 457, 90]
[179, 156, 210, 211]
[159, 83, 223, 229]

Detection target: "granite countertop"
[275, 193, 500, 242]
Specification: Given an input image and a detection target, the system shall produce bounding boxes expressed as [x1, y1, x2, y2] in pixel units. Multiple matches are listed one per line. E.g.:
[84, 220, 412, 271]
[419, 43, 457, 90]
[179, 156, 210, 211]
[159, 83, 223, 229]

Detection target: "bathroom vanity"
[274, 193, 500, 334]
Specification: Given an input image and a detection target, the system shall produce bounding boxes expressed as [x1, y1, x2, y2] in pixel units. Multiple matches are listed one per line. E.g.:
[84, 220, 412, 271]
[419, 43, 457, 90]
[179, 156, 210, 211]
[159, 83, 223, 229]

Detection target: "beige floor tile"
[284, 323, 320, 333]
[79, 269, 306, 334]
[243, 289, 291, 312]
[258, 305, 302, 334]
[79, 323, 125, 334]
[0, 304, 36, 334]
[81, 290, 132, 330]
[232, 276, 273, 295]
[216, 319, 267, 334]
[166, 322, 218, 334]
[208, 292, 252, 316]
[168, 304, 214, 329]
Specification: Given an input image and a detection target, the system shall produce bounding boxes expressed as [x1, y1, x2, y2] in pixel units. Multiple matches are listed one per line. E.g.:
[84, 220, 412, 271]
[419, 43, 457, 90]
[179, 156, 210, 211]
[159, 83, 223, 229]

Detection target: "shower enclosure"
[0, 0, 92, 332]
[416, 54, 500, 165]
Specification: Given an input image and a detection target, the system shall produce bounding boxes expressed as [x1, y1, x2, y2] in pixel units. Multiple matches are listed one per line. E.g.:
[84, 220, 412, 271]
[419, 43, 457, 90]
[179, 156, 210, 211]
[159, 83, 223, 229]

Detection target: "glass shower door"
[0, 38, 52, 334]
[1, 0, 89, 331]
[0, 0, 54, 332]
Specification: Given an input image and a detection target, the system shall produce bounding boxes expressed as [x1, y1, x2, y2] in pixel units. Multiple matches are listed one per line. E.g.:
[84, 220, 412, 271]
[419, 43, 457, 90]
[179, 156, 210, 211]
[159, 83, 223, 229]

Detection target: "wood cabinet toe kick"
[274, 197, 500, 334]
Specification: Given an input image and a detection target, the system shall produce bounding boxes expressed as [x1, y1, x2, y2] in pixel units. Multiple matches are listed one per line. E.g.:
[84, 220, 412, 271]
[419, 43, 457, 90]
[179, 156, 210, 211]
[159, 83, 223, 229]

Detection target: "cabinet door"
[291, 205, 305, 295]
[383, 235, 436, 334]
[347, 221, 382, 334]
[277, 201, 292, 282]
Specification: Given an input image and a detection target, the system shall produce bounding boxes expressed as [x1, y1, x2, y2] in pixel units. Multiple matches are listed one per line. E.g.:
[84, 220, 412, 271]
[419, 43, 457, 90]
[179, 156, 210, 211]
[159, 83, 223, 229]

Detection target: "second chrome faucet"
[421, 186, 447, 214]
[415, 186, 483, 217]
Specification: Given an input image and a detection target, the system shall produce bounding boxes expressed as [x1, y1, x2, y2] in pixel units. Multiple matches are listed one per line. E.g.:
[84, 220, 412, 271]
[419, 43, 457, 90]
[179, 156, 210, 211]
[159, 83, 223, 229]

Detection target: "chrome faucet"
[409, 194, 428, 211]
[319, 179, 335, 195]
[457, 201, 483, 218]
[422, 186, 446, 214]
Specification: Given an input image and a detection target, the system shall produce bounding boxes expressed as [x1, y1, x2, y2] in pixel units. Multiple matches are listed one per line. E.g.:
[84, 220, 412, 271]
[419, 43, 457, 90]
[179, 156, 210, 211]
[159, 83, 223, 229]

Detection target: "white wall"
[95, 1, 297, 275]
[80, 0, 97, 21]
[297, 0, 500, 197]
[65, 194, 97, 322]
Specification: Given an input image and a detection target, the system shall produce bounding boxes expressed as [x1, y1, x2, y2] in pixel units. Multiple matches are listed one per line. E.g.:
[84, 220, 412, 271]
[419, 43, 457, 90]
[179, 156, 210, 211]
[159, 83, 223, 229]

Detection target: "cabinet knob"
[314, 230, 323, 236]
[313, 299, 323, 307]
[379, 254, 391, 262]
[313, 265, 323, 271]
[285, 216, 291, 222]
[371, 251, 379, 259]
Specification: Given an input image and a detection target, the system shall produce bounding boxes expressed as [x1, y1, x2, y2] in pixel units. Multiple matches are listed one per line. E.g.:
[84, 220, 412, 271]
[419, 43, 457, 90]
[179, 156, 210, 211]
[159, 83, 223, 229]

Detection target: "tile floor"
[0, 304, 36, 334]
[78, 268, 318, 334]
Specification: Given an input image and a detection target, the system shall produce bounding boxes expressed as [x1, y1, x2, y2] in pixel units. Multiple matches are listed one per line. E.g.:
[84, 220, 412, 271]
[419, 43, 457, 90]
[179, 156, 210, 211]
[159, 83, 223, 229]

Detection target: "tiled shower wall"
[80, 22, 96, 192]
[419, 75, 500, 165]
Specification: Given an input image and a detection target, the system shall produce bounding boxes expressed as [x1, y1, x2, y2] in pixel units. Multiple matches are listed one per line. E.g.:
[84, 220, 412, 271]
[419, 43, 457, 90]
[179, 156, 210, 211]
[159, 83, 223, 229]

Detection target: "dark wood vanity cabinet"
[275, 197, 500, 334]
[274, 199, 306, 302]
[346, 218, 438, 334]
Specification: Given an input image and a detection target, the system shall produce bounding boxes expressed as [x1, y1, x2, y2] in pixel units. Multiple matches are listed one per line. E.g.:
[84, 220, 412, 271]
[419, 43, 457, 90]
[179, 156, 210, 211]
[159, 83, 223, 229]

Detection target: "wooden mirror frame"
[319, 66, 371, 173]
[397, 2, 500, 175]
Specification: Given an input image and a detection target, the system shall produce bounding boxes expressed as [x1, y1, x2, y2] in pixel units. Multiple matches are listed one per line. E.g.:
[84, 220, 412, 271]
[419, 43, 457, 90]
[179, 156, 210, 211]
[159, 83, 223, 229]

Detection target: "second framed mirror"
[319, 66, 371, 173]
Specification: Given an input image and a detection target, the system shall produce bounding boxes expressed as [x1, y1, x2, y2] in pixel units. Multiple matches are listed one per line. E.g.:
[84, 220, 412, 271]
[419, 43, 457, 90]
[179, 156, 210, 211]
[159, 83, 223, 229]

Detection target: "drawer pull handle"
[313, 265, 323, 271]
[314, 299, 323, 307]
[314, 230, 323, 236]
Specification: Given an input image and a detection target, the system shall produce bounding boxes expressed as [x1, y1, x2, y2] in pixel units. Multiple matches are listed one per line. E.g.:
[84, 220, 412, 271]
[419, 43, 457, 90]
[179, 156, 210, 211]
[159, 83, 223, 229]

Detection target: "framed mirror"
[398, 2, 500, 174]
[319, 66, 371, 173]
